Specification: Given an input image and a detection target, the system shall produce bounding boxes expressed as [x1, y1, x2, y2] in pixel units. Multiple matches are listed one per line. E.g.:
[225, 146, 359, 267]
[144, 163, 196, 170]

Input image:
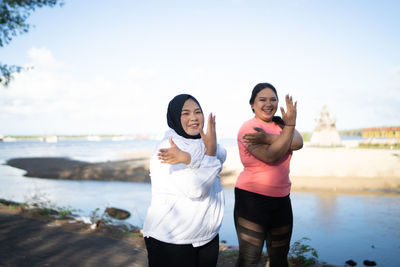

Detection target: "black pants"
[234, 188, 293, 267]
[144, 234, 219, 267]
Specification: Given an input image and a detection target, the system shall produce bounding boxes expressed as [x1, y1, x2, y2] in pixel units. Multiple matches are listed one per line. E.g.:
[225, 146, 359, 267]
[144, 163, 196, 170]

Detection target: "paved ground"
[0, 212, 148, 267]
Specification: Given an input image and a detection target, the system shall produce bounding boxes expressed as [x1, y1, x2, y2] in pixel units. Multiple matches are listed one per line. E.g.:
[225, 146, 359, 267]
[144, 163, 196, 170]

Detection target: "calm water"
[1, 140, 399, 266]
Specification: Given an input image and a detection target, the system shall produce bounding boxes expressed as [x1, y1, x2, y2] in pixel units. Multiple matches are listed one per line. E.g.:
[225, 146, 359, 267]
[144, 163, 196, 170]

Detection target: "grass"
[358, 142, 400, 149]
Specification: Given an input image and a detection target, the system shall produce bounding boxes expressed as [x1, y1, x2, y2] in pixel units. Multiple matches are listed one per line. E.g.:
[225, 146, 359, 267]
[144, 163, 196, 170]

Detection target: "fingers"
[253, 127, 266, 134]
[280, 106, 285, 116]
[158, 148, 177, 164]
[200, 113, 216, 139]
[198, 125, 205, 139]
[157, 149, 167, 162]
[285, 94, 294, 109]
[207, 113, 216, 133]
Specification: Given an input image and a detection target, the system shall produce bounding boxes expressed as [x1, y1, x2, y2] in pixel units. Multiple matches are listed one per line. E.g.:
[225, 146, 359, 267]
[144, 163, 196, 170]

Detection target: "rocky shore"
[6, 156, 151, 182]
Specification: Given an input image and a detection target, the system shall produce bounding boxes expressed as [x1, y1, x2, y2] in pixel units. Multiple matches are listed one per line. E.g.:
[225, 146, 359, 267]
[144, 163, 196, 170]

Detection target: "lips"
[188, 123, 199, 128]
[262, 108, 273, 113]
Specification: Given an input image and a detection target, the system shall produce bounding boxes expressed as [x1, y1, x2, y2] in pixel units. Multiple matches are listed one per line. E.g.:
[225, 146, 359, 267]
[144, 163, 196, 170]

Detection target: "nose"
[265, 100, 272, 106]
[189, 113, 198, 121]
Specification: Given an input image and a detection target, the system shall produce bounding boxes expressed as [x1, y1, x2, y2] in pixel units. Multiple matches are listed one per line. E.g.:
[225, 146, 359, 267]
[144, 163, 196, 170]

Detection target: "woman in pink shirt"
[234, 83, 303, 267]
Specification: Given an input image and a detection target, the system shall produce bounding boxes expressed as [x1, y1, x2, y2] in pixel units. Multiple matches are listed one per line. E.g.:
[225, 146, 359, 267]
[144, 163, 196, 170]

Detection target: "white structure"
[309, 105, 343, 147]
[87, 135, 101, 141]
[3, 136, 17, 142]
[41, 135, 58, 143]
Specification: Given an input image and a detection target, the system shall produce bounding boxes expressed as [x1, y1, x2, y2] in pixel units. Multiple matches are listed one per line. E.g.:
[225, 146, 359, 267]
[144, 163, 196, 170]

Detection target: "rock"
[105, 207, 131, 220]
[345, 259, 357, 266]
[363, 260, 376, 266]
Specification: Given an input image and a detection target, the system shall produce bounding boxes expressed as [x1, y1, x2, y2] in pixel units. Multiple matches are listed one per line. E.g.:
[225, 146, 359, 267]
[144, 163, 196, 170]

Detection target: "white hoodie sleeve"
[169, 154, 222, 199]
[153, 130, 226, 199]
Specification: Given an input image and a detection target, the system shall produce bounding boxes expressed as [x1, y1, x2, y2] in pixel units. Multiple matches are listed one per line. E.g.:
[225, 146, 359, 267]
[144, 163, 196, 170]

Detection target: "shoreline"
[4, 144, 400, 194]
[0, 199, 341, 267]
[220, 144, 400, 193]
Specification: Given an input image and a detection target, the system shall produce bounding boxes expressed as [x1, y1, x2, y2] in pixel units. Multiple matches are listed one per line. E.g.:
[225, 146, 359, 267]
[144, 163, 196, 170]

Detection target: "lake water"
[1, 140, 399, 266]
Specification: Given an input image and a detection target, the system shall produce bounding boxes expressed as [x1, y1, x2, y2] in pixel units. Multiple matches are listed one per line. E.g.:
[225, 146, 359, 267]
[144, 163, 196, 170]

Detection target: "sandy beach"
[219, 141, 400, 193]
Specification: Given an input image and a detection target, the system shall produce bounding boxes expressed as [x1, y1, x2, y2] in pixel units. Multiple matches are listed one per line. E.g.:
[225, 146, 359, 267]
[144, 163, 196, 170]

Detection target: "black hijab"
[167, 94, 202, 139]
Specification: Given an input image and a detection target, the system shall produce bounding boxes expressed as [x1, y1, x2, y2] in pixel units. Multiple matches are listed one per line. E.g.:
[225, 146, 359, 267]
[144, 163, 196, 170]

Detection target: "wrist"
[205, 150, 217, 156]
[183, 152, 191, 165]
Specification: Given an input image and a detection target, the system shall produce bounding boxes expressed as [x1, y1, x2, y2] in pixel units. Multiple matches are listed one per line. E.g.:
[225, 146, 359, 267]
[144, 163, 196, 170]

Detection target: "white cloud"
[1, 48, 171, 135]
[1, 46, 400, 137]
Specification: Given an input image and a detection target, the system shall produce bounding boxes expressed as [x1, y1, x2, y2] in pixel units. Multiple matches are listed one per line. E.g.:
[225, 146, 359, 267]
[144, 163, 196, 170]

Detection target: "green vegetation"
[339, 129, 362, 137]
[89, 207, 113, 225]
[288, 237, 319, 267]
[359, 142, 400, 149]
[56, 206, 80, 219]
[23, 190, 80, 219]
[1, 0, 64, 86]
[219, 249, 239, 259]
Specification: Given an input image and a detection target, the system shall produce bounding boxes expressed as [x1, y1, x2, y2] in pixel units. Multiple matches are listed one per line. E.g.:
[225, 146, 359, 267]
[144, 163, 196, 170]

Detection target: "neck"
[254, 116, 273, 124]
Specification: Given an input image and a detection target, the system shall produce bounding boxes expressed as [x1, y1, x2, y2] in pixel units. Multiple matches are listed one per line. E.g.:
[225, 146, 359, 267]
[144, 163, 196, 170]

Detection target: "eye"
[195, 110, 202, 114]
[181, 112, 189, 116]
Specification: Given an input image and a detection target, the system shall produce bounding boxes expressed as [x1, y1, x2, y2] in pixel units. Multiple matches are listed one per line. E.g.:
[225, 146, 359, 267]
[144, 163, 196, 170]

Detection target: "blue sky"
[1, 0, 399, 138]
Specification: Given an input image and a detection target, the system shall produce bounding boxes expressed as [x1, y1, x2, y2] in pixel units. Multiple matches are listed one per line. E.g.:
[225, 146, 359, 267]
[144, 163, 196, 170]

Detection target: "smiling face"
[180, 98, 204, 136]
[251, 88, 278, 123]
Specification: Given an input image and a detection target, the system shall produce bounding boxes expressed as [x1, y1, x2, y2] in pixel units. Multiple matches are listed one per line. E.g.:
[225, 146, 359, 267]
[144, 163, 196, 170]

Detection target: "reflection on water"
[1, 140, 400, 266]
[293, 191, 400, 267]
[314, 192, 339, 227]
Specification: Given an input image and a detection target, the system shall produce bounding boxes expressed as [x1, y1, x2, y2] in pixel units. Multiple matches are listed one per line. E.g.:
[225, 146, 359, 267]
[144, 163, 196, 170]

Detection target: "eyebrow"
[181, 107, 201, 112]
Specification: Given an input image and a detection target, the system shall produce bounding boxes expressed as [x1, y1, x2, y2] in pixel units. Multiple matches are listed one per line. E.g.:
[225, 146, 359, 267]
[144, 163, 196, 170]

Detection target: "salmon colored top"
[235, 117, 292, 197]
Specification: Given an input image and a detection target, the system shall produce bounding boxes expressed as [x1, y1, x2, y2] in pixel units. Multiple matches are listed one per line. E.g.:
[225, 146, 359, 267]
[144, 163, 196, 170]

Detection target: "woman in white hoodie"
[143, 94, 226, 267]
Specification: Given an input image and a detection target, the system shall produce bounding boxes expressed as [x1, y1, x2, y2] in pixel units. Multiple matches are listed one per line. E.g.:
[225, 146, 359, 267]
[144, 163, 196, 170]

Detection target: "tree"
[0, 0, 64, 87]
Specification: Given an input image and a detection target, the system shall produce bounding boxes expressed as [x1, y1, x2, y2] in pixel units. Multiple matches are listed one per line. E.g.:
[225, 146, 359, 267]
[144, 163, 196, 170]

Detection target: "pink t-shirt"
[235, 117, 292, 197]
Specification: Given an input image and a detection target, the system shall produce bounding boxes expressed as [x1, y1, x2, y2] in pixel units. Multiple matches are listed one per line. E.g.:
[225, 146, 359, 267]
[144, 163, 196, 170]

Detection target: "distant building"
[362, 127, 400, 139]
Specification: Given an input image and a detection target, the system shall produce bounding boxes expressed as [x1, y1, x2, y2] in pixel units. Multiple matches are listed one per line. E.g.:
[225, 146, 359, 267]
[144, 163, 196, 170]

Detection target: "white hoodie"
[143, 129, 226, 247]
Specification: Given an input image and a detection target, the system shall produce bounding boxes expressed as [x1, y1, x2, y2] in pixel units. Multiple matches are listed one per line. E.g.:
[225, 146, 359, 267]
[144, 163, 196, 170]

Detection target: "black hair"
[249, 83, 278, 106]
[249, 82, 284, 126]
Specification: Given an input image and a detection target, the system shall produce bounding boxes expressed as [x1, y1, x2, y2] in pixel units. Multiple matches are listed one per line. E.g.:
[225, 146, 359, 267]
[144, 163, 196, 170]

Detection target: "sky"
[1, 0, 399, 138]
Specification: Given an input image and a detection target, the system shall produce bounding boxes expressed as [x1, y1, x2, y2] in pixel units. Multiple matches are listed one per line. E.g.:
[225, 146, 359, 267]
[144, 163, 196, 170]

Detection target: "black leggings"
[234, 188, 293, 267]
[144, 234, 219, 267]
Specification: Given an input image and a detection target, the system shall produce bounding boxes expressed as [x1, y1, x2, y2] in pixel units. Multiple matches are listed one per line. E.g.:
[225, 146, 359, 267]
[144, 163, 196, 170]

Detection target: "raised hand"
[243, 127, 274, 145]
[199, 113, 217, 156]
[158, 136, 191, 164]
[280, 94, 297, 127]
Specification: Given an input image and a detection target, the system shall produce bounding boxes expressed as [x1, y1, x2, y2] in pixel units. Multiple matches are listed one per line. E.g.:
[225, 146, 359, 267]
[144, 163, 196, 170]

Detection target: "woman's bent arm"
[247, 126, 295, 162]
